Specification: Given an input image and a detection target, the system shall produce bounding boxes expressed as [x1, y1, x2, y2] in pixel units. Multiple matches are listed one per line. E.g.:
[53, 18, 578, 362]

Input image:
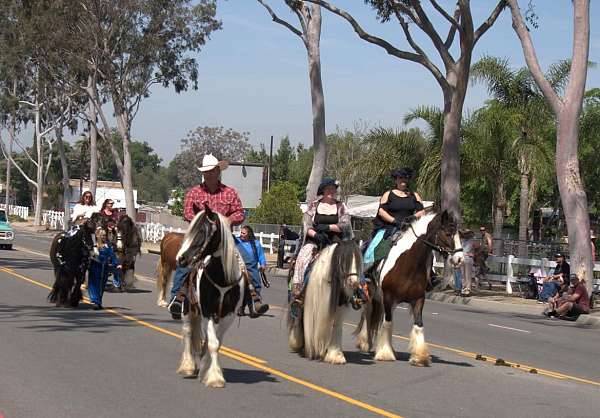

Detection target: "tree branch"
[445, 7, 461, 48]
[507, 0, 561, 113]
[257, 0, 304, 38]
[408, 0, 455, 67]
[302, 0, 443, 79]
[474, 0, 507, 44]
[0, 134, 38, 187]
[563, 0, 590, 110]
[430, 0, 460, 28]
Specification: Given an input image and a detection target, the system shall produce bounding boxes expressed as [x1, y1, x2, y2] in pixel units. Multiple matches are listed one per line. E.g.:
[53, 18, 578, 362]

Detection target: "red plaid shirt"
[183, 182, 245, 225]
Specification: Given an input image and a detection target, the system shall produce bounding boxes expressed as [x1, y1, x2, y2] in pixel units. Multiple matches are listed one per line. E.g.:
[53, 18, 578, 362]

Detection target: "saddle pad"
[373, 238, 393, 263]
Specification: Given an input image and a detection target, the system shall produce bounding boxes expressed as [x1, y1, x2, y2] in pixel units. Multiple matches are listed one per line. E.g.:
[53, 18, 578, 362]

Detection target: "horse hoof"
[324, 351, 346, 365]
[374, 348, 396, 361]
[204, 377, 225, 388]
[356, 341, 371, 353]
[177, 367, 199, 377]
[409, 356, 431, 367]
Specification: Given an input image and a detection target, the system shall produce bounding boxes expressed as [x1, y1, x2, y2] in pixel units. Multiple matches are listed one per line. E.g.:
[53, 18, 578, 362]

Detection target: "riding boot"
[248, 289, 269, 318]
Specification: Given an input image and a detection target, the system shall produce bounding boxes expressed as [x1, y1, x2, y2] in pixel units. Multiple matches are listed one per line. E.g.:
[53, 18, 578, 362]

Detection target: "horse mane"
[117, 214, 141, 253]
[329, 240, 362, 314]
[177, 210, 238, 286]
[380, 213, 437, 281]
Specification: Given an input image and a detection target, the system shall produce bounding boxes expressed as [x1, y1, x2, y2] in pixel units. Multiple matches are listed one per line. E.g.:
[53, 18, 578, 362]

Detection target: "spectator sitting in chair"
[538, 253, 570, 303]
[544, 274, 590, 320]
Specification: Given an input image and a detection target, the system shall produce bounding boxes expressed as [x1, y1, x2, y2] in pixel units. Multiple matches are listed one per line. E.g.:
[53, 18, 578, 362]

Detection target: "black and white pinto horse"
[48, 215, 99, 307]
[175, 204, 243, 388]
[113, 214, 142, 291]
[288, 240, 364, 364]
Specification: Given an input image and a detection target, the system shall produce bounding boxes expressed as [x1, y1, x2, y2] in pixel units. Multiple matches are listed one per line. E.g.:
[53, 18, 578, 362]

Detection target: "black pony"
[48, 214, 99, 307]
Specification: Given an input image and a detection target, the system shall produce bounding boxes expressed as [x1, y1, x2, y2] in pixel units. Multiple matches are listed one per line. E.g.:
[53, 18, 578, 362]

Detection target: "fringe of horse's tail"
[156, 257, 165, 292]
[47, 268, 64, 303]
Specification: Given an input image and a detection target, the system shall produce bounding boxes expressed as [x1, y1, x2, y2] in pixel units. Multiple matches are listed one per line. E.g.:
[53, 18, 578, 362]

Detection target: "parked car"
[0, 209, 14, 249]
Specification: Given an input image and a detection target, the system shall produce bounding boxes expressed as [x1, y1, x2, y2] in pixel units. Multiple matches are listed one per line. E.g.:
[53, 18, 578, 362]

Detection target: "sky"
[67, 1, 600, 164]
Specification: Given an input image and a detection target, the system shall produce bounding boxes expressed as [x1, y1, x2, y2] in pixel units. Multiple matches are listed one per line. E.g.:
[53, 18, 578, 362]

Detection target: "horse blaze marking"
[1, 267, 404, 418]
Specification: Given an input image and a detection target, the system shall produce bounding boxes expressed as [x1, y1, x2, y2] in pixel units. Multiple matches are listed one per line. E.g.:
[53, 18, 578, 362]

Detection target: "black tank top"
[373, 191, 423, 230]
[309, 204, 340, 243]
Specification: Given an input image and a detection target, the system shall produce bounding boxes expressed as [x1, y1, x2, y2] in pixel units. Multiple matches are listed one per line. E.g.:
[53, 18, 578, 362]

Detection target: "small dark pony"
[174, 203, 243, 388]
[355, 210, 463, 366]
[112, 214, 142, 291]
[48, 214, 100, 307]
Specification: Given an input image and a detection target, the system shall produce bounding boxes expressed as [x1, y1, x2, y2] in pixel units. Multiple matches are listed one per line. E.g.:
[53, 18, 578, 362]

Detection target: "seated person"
[538, 253, 570, 302]
[290, 178, 352, 299]
[545, 274, 590, 319]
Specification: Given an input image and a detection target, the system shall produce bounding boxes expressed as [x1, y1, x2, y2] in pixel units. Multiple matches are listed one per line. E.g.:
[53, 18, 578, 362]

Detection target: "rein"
[408, 223, 462, 256]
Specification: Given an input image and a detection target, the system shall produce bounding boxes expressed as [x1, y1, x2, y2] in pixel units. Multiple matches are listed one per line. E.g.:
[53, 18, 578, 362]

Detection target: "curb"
[426, 291, 472, 305]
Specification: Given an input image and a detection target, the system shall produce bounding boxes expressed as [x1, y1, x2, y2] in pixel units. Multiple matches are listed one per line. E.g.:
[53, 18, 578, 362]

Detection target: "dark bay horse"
[156, 232, 184, 307]
[48, 215, 99, 307]
[175, 204, 243, 387]
[355, 210, 463, 366]
[113, 214, 141, 291]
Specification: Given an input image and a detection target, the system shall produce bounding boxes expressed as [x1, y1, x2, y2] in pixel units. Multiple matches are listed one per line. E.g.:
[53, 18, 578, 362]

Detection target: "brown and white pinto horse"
[356, 210, 463, 366]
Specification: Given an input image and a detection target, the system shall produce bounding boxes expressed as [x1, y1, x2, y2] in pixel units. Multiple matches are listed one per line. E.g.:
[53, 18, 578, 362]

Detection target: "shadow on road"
[223, 368, 278, 384]
[0, 258, 53, 271]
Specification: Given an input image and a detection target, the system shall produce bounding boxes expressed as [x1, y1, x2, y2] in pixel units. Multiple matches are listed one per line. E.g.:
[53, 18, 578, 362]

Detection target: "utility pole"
[268, 135, 274, 191]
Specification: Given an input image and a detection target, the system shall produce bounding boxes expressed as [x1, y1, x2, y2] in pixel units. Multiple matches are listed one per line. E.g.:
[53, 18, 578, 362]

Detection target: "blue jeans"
[112, 269, 122, 288]
[170, 265, 190, 299]
[454, 268, 462, 291]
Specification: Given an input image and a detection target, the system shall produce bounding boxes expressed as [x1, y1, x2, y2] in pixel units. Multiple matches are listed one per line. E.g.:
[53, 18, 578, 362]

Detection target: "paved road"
[1, 231, 599, 418]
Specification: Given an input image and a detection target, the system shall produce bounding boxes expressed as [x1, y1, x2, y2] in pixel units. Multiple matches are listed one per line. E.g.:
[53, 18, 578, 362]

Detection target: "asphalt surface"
[1, 230, 600, 418]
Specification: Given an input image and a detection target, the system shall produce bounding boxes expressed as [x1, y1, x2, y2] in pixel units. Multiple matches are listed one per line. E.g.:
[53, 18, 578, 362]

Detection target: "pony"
[355, 210, 463, 366]
[112, 214, 142, 291]
[174, 204, 243, 388]
[48, 214, 99, 307]
[288, 240, 364, 364]
[155, 232, 184, 307]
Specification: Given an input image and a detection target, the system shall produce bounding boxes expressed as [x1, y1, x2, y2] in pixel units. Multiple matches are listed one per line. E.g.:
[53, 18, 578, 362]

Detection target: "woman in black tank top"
[373, 168, 425, 236]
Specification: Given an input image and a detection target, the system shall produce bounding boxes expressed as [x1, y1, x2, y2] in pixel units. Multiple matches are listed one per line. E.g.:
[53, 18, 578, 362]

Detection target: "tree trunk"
[115, 111, 136, 219]
[5, 80, 16, 208]
[492, 175, 506, 256]
[33, 110, 43, 226]
[518, 167, 529, 257]
[556, 114, 593, 292]
[87, 76, 98, 197]
[440, 66, 468, 218]
[56, 127, 70, 231]
[304, 6, 326, 204]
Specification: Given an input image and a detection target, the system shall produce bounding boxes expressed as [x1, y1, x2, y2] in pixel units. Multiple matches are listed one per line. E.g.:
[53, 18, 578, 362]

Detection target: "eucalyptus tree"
[508, 0, 593, 288]
[471, 56, 565, 255]
[257, 0, 327, 203]
[61, 0, 221, 218]
[303, 0, 507, 217]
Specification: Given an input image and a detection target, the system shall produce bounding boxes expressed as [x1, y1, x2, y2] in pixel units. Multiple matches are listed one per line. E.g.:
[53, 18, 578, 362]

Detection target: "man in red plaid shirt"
[169, 154, 245, 318]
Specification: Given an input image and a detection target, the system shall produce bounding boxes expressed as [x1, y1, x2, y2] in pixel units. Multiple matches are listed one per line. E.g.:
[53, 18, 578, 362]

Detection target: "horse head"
[176, 205, 222, 269]
[427, 210, 463, 267]
[329, 240, 364, 311]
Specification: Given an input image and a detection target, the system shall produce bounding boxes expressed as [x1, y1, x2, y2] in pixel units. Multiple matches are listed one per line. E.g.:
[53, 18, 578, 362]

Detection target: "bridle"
[408, 223, 462, 258]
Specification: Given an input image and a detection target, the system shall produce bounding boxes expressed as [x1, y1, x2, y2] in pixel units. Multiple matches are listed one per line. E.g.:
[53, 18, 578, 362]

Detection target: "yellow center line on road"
[0, 266, 403, 418]
[13, 245, 600, 388]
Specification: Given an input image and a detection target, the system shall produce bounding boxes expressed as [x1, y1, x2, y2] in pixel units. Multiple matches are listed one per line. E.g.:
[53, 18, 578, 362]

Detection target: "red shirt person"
[169, 154, 245, 319]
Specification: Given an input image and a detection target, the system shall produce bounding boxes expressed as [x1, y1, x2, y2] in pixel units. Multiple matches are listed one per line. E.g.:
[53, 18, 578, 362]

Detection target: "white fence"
[0, 204, 29, 220]
[42, 210, 65, 231]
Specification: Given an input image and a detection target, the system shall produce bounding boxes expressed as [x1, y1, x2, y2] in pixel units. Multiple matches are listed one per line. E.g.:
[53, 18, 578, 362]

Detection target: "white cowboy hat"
[197, 154, 229, 172]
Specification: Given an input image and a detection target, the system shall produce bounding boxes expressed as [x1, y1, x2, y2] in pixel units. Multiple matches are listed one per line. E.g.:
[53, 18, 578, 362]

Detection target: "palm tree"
[471, 56, 566, 256]
[403, 106, 444, 206]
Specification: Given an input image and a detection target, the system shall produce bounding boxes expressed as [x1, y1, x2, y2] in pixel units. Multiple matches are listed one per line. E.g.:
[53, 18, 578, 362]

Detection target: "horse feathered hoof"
[324, 349, 346, 365]
[204, 377, 225, 388]
[374, 347, 396, 361]
[409, 356, 431, 367]
[176, 367, 199, 377]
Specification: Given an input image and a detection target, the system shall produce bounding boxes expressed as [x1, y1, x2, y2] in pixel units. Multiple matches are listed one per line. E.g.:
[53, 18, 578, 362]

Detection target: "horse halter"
[408, 223, 462, 258]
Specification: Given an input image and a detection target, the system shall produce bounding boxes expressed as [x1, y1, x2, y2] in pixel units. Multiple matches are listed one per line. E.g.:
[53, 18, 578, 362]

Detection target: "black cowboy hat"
[318, 177, 339, 195]
[391, 167, 414, 180]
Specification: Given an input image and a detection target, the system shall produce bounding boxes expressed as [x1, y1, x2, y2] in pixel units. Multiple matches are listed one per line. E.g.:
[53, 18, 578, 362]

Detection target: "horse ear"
[192, 203, 202, 215]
